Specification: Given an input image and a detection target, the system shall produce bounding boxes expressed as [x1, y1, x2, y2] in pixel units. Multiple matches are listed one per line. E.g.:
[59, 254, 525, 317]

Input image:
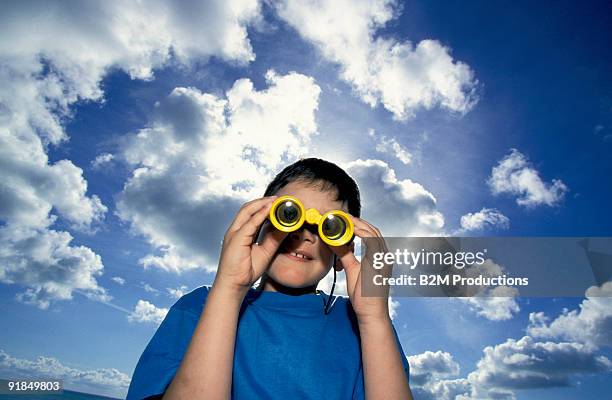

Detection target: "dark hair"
[264, 158, 361, 217]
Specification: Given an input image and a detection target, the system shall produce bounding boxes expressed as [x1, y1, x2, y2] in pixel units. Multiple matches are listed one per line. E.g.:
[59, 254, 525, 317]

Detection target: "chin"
[269, 269, 314, 289]
[268, 259, 321, 289]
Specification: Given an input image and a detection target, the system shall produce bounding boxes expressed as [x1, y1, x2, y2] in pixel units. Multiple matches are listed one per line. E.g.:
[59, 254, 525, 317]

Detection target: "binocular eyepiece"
[269, 195, 354, 247]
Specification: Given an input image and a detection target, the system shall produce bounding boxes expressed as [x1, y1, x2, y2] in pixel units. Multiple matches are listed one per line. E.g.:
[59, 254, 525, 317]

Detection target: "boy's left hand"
[330, 216, 392, 324]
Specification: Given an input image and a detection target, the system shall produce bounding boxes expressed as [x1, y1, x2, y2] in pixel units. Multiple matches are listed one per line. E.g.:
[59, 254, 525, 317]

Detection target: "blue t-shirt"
[127, 286, 410, 399]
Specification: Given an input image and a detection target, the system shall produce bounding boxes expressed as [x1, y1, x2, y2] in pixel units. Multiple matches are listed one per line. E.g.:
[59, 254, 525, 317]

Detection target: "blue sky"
[0, 1, 611, 398]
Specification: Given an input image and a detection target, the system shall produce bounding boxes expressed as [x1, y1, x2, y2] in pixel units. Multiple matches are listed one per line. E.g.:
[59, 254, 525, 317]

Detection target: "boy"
[127, 158, 413, 399]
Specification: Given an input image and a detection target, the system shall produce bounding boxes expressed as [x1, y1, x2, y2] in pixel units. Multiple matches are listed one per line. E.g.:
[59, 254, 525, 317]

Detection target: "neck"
[257, 274, 318, 295]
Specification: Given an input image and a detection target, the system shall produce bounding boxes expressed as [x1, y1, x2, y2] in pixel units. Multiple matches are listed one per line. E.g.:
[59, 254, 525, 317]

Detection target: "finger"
[346, 218, 392, 299]
[353, 225, 376, 238]
[252, 225, 287, 275]
[357, 217, 382, 237]
[227, 196, 277, 234]
[330, 244, 361, 292]
[351, 216, 381, 238]
[353, 226, 387, 254]
[235, 201, 276, 246]
[352, 225, 390, 280]
[351, 218, 388, 254]
[349, 217, 377, 240]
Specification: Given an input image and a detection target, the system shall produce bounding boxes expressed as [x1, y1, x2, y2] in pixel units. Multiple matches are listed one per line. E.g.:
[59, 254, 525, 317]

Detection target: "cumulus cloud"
[454, 282, 612, 399]
[461, 285, 520, 322]
[408, 350, 461, 386]
[116, 71, 321, 272]
[0, 225, 109, 309]
[1, 0, 262, 163]
[527, 281, 612, 348]
[459, 208, 509, 232]
[275, 0, 478, 120]
[415, 284, 612, 399]
[412, 378, 471, 400]
[0, 348, 130, 398]
[416, 336, 611, 400]
[0, 0, 264, 308]
[487, 149, 568, 207]
[0, 136, 107, 308]
[127, 300, 168, 325]
[467, 336, 611, 391]
[453, 259, 520, 321]
[345, 159, 445, 235]
[407, 351, 470, 400]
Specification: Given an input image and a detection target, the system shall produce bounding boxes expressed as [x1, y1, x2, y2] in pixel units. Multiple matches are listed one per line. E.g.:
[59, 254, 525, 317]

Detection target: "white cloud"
[416, 283, 612, 399]
[116, 71, 321, 272]
[1, 0, 262, 155]
[414, 378, 472, 400]
[0, 225, 108, 309]
[462, 288, 520, 321]
[455, 259, 521, 321]
[0, 0, 264, 308]
[407, 351, 470, 400]
[456, 282, 612, 399]
[275, 0, 478, 120]
[91, 153, 115, 169]
[167, 285, 190, 299]
[345, 159, 444, 235]
[0, 139, 107, 307]
[142, 282, 160, 294]
[527, 281, 612, 348]
[111, 276, 126, 285]
[127, 300, 168, 325]
[408, 350, 461, 386]
[459, 208, 509, 232]
[388, 297, 400, 320]
[487, 149, 568, 207]
[0, 128, 107, 232]
[467, 336, 611, 392]
[0, 348, 130, 399]
[411, 335, 612, 400]
[369, 129, 412, 165]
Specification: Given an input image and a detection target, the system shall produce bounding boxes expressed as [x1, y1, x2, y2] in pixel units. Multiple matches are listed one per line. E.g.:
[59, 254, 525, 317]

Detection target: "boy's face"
[263, 179, 347, 290]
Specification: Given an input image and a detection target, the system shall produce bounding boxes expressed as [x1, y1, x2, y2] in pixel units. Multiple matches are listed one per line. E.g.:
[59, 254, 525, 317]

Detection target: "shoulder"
[172, 285, 211, 316]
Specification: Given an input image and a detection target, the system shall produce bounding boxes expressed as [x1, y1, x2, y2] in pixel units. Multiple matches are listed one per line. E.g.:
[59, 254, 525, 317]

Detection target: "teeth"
[290, 252, 308, 259]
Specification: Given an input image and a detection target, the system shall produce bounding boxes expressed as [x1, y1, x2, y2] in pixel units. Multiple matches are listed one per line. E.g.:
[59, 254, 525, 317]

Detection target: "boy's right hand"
[213, 196, 287, 297]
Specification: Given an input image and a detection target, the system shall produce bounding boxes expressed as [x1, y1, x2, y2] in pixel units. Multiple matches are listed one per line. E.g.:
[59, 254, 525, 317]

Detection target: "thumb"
[252, 222, 287, 275]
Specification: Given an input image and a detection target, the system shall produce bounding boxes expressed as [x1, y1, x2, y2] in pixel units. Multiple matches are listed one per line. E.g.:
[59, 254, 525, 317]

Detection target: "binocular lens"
[275, 201, 301, 227]
[321, 214, 346, 239]
[269, 196, 353, 246]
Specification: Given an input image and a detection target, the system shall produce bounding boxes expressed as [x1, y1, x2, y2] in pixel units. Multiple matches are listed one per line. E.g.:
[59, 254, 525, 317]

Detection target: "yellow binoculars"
[269, 195, 354, 247]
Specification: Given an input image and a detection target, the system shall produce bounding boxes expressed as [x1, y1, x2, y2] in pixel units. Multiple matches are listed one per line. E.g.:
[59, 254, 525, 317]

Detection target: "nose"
[289, 224, 317, 243]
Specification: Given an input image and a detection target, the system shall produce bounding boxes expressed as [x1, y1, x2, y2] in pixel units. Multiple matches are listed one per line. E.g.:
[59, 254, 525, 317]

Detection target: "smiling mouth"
[281, 249, 313, 262]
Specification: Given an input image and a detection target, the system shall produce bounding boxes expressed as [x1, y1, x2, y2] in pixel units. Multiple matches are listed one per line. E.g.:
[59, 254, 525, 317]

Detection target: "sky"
[0, 0, 611, 398]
